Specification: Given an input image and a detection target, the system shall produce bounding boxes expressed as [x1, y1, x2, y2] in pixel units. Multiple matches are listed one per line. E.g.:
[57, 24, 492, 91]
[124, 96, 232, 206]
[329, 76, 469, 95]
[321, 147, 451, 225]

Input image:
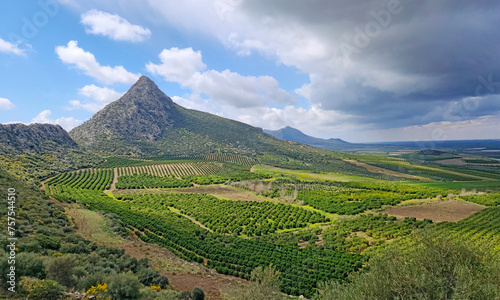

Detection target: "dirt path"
[344, 159, 432, 181]
[40, 176, 56, 192]
[168, 208, 214, 233]
[103, 168, 118, 194]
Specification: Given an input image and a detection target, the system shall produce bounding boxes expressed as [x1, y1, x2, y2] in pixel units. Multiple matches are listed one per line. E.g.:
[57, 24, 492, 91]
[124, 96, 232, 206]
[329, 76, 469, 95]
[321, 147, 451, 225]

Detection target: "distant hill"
[264, 126, 350, 150]
[0, 123, 78, 154]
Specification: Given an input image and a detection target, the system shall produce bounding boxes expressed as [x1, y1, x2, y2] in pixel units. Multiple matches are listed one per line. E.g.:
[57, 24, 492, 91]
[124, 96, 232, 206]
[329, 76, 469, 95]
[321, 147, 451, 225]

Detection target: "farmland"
[39, 152, 500, 298]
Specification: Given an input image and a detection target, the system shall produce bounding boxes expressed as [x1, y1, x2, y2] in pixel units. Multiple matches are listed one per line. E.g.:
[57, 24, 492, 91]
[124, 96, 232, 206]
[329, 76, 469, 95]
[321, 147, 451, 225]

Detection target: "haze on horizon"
[1, 1, 499, 143]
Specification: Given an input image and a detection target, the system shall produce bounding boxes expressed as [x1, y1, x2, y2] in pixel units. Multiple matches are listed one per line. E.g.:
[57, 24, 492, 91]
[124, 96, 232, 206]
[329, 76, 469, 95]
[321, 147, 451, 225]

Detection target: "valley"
[0, 76, 499, 299]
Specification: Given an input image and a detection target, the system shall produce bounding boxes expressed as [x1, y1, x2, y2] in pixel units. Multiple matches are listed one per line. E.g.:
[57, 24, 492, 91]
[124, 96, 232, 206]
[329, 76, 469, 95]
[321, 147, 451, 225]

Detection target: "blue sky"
[1, 1, 499, 143]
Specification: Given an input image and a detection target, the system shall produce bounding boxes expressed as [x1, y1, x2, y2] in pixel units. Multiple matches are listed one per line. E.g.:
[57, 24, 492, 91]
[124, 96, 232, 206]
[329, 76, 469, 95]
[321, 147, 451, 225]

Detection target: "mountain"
[0, 123, 78, 154]
[264, 126, 350, 150]
[70, 76, 278, 156]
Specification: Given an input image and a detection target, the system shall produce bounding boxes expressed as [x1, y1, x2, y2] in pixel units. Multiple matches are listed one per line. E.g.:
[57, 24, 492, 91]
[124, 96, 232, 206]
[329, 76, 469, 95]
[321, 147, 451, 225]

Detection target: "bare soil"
[381, 199, 485, 222]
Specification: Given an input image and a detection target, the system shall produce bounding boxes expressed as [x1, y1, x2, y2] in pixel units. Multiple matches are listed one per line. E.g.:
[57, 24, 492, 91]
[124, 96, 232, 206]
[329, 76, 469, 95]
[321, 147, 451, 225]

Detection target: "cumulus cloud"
[0, 98, 15, 110]
[68, 84, 124, 112]
[31, 110, 82, 131]
[81, 9, 151, 42]
[147, 47, 295, 108]
[0, 38, 26, 55]
[56, 40, 140, 84]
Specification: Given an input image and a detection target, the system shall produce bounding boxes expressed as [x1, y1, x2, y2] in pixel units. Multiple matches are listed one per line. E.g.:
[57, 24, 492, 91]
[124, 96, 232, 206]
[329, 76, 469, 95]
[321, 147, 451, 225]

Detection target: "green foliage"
[117, 174, 192, 189]
[314, 229, 500, 300]
[51, 188, 364, 298]
[192, 287, 205, 300]
[130, 193, 327, 236]
[223, 265, 284, 300]
[436, 206, 500, 252]
[460, 192, 500, 206]
[22, 278, 66, 300]
[107, 271, 142, 300]
[46, 168, 113, 191]
[45, 255, 79, 288]
[322, 214, 432, 253]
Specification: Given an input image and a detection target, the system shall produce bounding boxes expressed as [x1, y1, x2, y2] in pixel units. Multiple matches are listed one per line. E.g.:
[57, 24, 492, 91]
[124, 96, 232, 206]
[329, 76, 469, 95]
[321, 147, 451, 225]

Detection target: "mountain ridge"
[264, 126, 351, 151]
[0, 123, 78, 154]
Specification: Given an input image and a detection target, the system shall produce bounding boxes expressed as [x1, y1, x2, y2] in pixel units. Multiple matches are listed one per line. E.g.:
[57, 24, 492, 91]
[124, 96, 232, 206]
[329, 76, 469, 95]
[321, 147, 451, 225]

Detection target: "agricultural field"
[40, 153, 500, 299]
[45, 168, 113, 191]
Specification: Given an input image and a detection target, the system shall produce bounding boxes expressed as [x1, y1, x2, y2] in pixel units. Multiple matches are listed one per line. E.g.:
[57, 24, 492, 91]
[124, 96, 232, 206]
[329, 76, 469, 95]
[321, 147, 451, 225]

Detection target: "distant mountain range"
[264, 127, 351, 150]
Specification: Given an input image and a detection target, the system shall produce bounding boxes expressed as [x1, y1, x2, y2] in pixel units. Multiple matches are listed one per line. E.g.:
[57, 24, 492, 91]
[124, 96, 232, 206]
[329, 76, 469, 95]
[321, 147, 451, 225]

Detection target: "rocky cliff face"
[0, 123, 78, 154]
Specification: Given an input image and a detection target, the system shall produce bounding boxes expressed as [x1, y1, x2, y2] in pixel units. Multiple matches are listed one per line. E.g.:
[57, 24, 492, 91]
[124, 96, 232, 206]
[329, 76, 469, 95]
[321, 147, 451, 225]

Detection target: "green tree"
[107, 271, 142, 300]
[223, 264, 284, 300]
[45, 255, 78, 288]
[192, 287, 205, 300]
[20, 278, 65, 300]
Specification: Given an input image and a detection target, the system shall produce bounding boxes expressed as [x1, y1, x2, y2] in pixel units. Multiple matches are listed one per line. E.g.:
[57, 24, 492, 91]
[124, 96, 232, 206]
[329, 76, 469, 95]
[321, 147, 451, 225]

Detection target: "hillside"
[264, 126, 350, 150]
[0, 123, 78, 154]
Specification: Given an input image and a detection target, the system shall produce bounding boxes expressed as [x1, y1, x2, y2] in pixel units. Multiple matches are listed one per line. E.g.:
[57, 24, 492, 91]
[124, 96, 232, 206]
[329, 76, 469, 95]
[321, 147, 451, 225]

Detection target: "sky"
[1, 0, 499, 143]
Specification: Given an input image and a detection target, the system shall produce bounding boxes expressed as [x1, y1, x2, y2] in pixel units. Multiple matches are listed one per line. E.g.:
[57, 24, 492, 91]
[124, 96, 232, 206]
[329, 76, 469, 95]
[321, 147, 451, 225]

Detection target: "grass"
[64, 203, 125, 246]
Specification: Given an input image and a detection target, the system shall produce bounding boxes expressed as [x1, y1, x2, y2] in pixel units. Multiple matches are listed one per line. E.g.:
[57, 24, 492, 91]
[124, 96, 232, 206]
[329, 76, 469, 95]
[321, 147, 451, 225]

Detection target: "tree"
[223, 264, 284, 300]
[107, 271, 142, 300]
[45, 255, 78, 288]
[192, 287, 205, 300]
[20, 278, 65, 300]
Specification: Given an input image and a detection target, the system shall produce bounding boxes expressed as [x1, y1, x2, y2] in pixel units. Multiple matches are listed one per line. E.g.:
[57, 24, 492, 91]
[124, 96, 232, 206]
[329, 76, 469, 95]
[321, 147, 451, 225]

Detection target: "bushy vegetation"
[0, 169, 171, 299]
[314, 229, 500, 300]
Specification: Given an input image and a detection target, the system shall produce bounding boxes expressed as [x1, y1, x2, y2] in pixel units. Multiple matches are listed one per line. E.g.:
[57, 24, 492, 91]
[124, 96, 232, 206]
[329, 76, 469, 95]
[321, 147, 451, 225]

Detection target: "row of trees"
[50, 187, 364, 298]
[46, 168, 113, 191]
[132, 193, 327, 236]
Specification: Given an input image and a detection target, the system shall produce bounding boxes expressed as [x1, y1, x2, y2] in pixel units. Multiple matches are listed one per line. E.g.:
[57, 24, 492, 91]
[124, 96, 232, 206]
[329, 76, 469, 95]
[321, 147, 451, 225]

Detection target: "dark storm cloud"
[240, 0, 500, 129]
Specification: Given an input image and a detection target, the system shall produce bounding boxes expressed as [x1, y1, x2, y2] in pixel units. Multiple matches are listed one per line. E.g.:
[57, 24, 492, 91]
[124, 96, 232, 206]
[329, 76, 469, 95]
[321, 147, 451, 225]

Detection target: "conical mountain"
[69, 76, 269, 155]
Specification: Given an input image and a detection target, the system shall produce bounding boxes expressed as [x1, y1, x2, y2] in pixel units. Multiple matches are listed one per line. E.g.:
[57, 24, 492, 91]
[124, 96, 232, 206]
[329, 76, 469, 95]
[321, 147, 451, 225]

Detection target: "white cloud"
[81, 9, 151, 42]
[146, 47, 206, 82]
[172, 95, 350, 139]
[0, 38, 26, 55]
[0, 98, 15, 110]
[78, 84, 123, 102]
[147, 47, 295, 108]
[68, 85, 124, 112]
[31, 110, 82, 131]
[56, 40, 140, 84]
